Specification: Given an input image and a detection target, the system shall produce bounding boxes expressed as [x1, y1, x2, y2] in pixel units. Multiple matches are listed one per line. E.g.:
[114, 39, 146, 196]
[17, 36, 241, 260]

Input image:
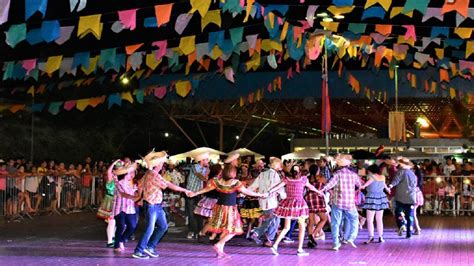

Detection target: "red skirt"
[208, 204, 243, 235]
[275, 198, 309, 219]
[305, 191, 327, 213]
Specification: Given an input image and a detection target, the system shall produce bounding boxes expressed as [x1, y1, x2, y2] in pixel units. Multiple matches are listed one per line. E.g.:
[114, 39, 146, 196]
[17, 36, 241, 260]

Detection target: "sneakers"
[346, 240, 357, 248]
[282, 237, 295, 244]
[270, 246, 279, 255]
[132, 252, 150, 259]
[297, 249, 309, 256]
[187, 232, 195, 239]
[379, 236, 385, 243]
[332, 244, 341, 251]
[143, 249, 159, 258]
[106, 242, 114, 248]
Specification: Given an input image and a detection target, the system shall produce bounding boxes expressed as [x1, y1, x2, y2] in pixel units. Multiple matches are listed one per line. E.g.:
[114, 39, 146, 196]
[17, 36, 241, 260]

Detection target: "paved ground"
[0, 212, 472, 265]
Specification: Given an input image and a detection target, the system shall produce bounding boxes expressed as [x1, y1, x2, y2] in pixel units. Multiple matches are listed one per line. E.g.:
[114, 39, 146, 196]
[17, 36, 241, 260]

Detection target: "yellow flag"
[435, 48, 444, 59]
[81, 56, 99, 75]
[466, 41, 474, 58]
[328, 6, 355, 15]
[201, 10, 221, 31]
[76, 99, 91, 111]
[121, 92, 134, 103]
[243, 0, 255, 23]
[209, 46, 223, 60]
[454, 27, 473, 39]
[449, 87, 456, 99]
[146, 53, 161, 70]
[262, 39, 282, 52]
[410, 74, 417, 89]
[397, 35, 414, 46]
[77, 14, 102, 39]
[27, 86, 35, 96]
[268, 12, 275, 29]
[320, 21, 339, 32]
[246, 53, 260, 71]
[280, 22, 289, 41]
[365, 0, 392, 11]
[179, 35, 196, 55]
[45, 55, 63, 74]
[175, 80, 192, 98]
[390, 7, 413, 18]
[189, 0, 211, 16]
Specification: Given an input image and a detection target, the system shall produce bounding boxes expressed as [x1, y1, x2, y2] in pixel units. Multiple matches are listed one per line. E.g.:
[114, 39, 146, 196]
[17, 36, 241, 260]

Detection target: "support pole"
[395, 65, 399, 155]
[195, 122, 209, 147]
[245, 122, 270, 149]
[232, 117, 251, 151]
[159, 105, 198, 148]
[323, 42, 330, 155]
[30, 94, 35, 162]
[218, 117, 224, 151]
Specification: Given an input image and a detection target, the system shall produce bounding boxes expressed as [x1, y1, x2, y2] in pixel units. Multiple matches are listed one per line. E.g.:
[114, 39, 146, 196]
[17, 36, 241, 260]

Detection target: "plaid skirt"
[275, 198, 309, 219]
[194, 197, 218, 218]
[208, 204, 243, 235]
[305, 191, 327, 213]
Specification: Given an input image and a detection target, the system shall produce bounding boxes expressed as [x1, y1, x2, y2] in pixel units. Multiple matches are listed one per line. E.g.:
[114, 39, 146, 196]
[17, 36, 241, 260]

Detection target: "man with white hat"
[224, 153, 240, 167]
[319, 154, 361, 251]
[248, 157, 286, 247]
[133, 151, 191, 259]
[185, 152, 210, 239]
[388, 157, 417, 239]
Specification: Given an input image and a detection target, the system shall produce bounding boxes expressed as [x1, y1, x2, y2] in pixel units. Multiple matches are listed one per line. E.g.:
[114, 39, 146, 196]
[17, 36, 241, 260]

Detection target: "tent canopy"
[227, 148, 265, 160]
[170, 147, 225, 163]
[398, 148, 436, 160]
[282, 149, 325, 161]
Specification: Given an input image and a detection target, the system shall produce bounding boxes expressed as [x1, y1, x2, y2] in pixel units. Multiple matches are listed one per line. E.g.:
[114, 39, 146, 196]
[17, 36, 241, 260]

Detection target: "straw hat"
[113, 163, 137, 175]
[224, 153, 240, 164]
[140, 150, 168, 169]
[336, 154, 353, 167]
[397, 157, 414, 169]
[194, 152, 209, 162]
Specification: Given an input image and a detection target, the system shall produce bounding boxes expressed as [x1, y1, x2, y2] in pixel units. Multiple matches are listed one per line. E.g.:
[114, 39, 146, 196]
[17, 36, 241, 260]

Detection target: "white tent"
[169, 147, 225, 163]
[282, 149, 326, 160]
[227, 148, 265, 160]
[398, 148, 436, 160]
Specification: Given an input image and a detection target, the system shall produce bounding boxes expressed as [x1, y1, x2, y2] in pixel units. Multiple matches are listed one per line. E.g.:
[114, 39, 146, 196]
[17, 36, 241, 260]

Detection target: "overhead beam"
[232, 117, 252, 151]
[159, 105, 198, 148]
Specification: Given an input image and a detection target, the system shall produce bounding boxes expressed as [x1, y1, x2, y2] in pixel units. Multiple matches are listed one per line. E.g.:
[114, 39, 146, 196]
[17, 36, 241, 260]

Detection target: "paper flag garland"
[175, 80, 192, 97]
[118, 9, 138, 31]
[189, 0, 211, 17]
[179, 35, 196, 55]
[25, 0, 48, 20]
[0, 0, 10, 25]
[175, 13, 193, 35]
[155, 3, 173, 27]
[77, 14, 102, 39]
[201, 10, 221, 31]
[5, 24, 26, 48]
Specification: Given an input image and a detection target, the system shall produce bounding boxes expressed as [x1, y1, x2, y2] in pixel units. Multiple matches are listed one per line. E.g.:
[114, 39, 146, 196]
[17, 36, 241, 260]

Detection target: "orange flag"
[155, 3, 173, 27]
[439, 68, 450, 82]
[126, 43, 143, 55]
[441, 0, 469, 18]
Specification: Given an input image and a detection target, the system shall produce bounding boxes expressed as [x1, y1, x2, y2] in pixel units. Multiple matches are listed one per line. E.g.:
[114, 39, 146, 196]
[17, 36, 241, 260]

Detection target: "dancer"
[239, 165, 262, 240]
[360, 164, 390, 244]
[97, 159, 121, 248]
[388, 157, 418, 239]
[249, 157, 287, 247]
[185, 152, 210, 240]
[112, 162, 139, 253]
[267, 165, 320, 256]
[194, 164, 223, 242]
[320, 154, 361, 251]
[189, 164, 267, 258]
[133, 151, 192, 259]
[305, 164, 328, 248]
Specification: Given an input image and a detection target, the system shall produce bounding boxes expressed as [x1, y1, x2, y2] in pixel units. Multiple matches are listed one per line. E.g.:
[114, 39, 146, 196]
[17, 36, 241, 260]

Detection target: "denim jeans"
[285, 220, 297, 238]
[253, 209, 280, 241]
[114, 211, 137, 248]
[330, 205, 359, 247]
[395, 201, 414, 237]
[185, 197, 203, 235]
[135, 202, 168, 254]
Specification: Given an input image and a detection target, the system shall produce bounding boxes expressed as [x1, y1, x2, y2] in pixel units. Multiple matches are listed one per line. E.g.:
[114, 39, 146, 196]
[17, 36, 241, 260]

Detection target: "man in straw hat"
[248, 157, 287, 247]
[388, 157, 417, 239]
[224, 152, 240, 167]
[132, 151, 192, 259]
[184, 152, 210, 240]
[319, 154, 361, 251]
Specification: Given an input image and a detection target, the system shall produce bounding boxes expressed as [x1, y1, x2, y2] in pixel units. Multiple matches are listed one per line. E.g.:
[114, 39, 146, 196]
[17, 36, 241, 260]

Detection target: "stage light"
[164, 132, 169, 137]
[464, 178, 471, 185]
[416, 117, 429, 128]
[436, 177, 442, 183]
[322, 17, 333, 22]
[334, 14, 345, 19]
[316, 12, 328, 17]
[235, 135, 239, 140]
[120, 76, 130, 85]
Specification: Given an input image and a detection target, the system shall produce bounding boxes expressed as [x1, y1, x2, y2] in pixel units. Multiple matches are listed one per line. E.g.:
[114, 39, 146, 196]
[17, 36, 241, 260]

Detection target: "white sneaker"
[346, 240, 357, 248]
[187, 232, 194, 239]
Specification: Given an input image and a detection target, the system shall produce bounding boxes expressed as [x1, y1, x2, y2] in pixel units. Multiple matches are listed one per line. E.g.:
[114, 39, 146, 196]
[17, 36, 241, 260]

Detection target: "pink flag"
[22, 59, 37, 74]
[154, 86, 167, 99]
[64, 100, 76, 111]
[224, 67, 234, 83]
[118, 9, 137, 30]
[152, 40, 167, 60]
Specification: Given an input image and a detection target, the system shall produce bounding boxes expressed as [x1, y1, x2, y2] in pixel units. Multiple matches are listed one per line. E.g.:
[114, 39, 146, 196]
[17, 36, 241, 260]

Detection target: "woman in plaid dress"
[304, 164, 328, 248]
[268, 165, 320, 256]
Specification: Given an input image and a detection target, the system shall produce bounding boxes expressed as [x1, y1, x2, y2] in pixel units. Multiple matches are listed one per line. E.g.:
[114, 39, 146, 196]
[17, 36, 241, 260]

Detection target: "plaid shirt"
[141, 170, 169, 205]
[186, 164, 209, 192]
[322, 167, 361, 211]
[113, 179, 137, 216]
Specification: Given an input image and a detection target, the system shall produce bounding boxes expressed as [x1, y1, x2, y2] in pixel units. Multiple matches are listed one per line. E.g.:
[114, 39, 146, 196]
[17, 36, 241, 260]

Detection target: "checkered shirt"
[321, 167, 361, 211]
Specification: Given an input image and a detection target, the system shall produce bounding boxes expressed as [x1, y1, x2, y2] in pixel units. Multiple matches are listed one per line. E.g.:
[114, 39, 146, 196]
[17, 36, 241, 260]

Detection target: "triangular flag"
[76, 99, 91, 111]
[201, 10, 221, 31]
[466, 41, 474, 58]
[77, 14, 102, 39]
[121, 92, 134, 103]
[175, 80, 192, 98]
[224, 67, 235, 83]
[118, 9, 137, 30]
[442, 0, 469, 18]
[179, 35, 196, 55]
[64, 100, 76, 111]
[125, 43, 143, 55]
[365, 0, 392, 11]
[44, 55, 63, 74]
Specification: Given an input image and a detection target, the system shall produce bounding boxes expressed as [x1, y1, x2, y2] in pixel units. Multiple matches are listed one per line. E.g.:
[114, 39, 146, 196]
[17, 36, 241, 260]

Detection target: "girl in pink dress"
[268, 165, 320, 256]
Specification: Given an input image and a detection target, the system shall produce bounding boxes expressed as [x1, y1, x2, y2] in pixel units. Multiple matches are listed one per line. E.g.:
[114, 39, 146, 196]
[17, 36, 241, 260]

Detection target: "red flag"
[321, 78, 331, 133]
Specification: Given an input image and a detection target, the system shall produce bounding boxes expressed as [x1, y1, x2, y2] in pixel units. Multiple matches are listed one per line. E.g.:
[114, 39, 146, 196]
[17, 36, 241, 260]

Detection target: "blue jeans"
[395, 201, 414, 237]
[253, 209, 280, 241]
[285, 220, 297, 239]
[135, 202, 168, 254]
[330, 205, 359, 247]
[114, 211, 137, 248]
